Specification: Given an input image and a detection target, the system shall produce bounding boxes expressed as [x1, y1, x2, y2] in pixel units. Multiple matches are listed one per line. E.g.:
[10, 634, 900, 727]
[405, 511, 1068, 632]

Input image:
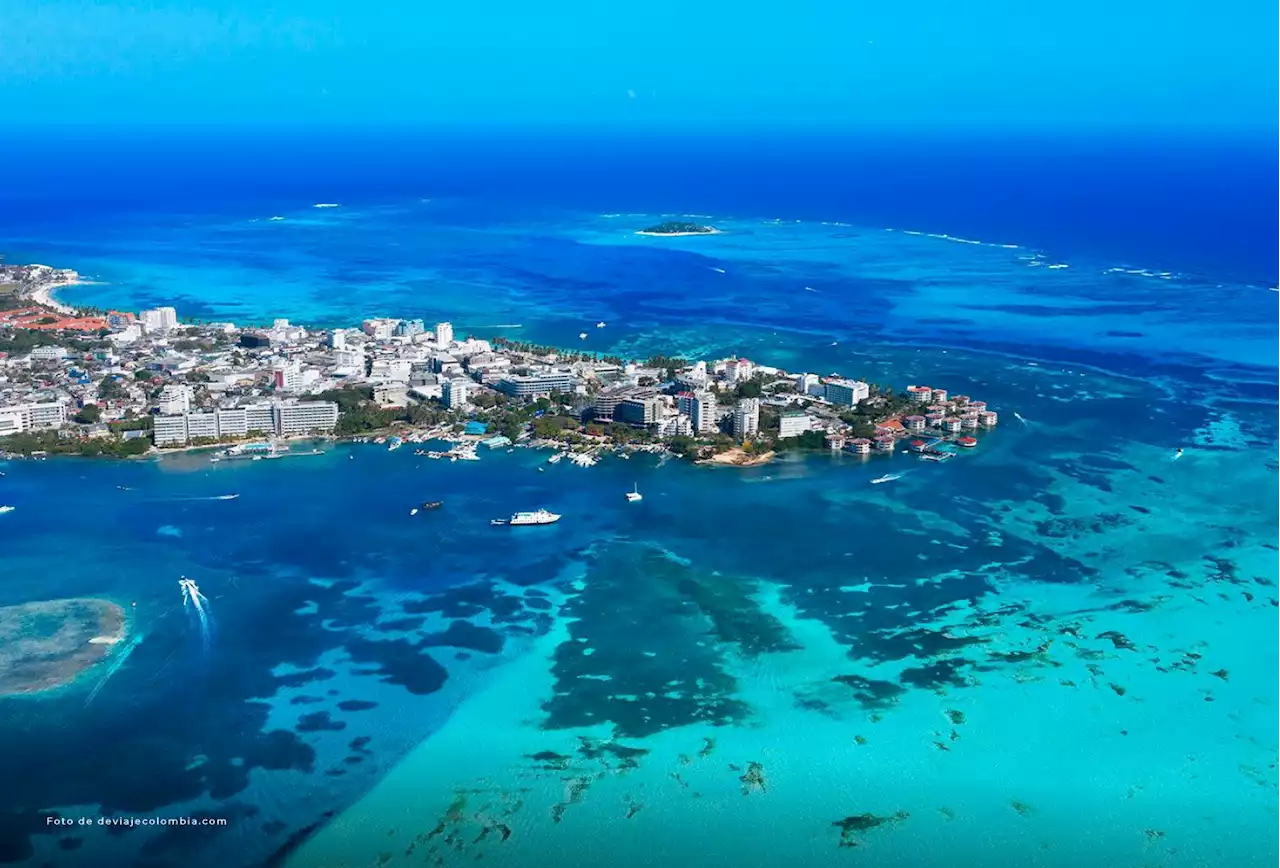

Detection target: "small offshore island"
[636, 220, 720, 237]
[1, 260, 996, 465]
[0, 598, 127, 696]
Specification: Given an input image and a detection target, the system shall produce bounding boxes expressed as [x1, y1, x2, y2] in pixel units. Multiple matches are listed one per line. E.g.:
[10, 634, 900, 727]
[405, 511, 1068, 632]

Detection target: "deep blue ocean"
[0, 129, 1276, 868]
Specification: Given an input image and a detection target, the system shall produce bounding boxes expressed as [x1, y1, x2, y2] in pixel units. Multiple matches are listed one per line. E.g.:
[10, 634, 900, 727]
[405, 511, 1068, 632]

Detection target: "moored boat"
[505, 509, 560, 526]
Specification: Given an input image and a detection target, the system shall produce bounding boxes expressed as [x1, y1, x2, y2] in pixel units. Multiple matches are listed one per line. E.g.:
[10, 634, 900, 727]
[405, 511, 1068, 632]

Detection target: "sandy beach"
[698, 446, 775, 467]
[29, 277, 85, 315]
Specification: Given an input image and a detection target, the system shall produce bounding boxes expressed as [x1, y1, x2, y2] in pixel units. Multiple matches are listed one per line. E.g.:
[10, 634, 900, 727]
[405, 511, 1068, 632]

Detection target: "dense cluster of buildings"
[1, 280, 997, 455]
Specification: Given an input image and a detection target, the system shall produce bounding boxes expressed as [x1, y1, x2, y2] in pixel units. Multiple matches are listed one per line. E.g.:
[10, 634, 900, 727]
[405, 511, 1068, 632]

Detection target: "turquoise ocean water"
[1, 186, 1277, 868]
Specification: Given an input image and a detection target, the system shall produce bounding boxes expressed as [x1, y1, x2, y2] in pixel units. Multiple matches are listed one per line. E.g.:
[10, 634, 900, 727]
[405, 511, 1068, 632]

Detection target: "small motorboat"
[0, 505, 15, 515]
[410, 508, 418, 516]
[421, 500, 443, 510]
[490, 518, 508, 526]
[871, 474, 901, 485]
[625, 483, 643, 503]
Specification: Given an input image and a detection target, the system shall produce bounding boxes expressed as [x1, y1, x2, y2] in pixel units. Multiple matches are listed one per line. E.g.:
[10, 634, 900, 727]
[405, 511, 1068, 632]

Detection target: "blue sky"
[2, 0, 1275, 130]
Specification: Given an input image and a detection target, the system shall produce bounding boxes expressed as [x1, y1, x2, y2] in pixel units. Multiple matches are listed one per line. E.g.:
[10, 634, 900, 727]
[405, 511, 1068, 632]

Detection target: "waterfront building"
[847, 438, 872, 455]
[907, 385, 933, 403]
[157, 384, 192, 416]
[276, 401, 340, 436]
[961, 414, 980, 430]
[140, 307, 178, 333]
[434, 322, 454, 347]
[395, 319, 425, 338]
[616, 396, 664, 426]
[942, 417, 963, 433]
[0, 401, 68, 434]
[215, 408, 249, 438]
[778, 411, 812, 439]
[874, 436, 895, 452]
[932, 389, 949, 404]
[152, 400, 338, 446]
[903, 415, 926, 431]
[968, 401, 988, 413]
[824, 378, 870, 407]
[185, 412, 219, 440]
[952, 395, 970, 406]
[153, 414, 188, 446]
[794, 373, 819, 394]
[825, 432, 847, 450]
[733, 397, 760, 438]
[659, 413, 693, 438]
[496, 371, 576, 399]
[442, 378, 470, 409]
[979, 411, 999, 426]
[245, 403, 275, 433]
[926, 412, 946, 427]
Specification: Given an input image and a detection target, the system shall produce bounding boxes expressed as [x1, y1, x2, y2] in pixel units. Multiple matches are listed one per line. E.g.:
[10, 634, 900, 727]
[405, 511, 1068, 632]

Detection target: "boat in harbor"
[871, 474, 901, 485]
[499, 509, 561, 527]
[625, 483, 643, 502]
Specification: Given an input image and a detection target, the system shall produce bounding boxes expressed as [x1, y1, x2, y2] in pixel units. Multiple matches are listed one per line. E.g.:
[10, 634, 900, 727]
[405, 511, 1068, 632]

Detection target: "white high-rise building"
[434, 322, 454, 347]
[141, 307, 178, 333]
[272, 360, 303, 392]
[824, 379, 869, 407]
[733, 397, 760, 438]
[157, 384, 192, 415]
[442, 377, 469, 409]
[330, 329, 346, 350]
[690, 392, 718, 434]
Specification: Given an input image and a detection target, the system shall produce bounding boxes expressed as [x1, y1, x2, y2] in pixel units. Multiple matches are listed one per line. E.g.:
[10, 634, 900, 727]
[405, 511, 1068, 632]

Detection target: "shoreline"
[696, 446, 776, 467]
[634, 228, 723, 237]
[29, 278, 87, 316]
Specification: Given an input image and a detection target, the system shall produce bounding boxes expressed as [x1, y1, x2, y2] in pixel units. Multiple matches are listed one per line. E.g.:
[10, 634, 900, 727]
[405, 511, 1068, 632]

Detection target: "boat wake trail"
[180, 577, 215, 654]
[85, 633, 144, 707]
[1013, 411, 1029, 426]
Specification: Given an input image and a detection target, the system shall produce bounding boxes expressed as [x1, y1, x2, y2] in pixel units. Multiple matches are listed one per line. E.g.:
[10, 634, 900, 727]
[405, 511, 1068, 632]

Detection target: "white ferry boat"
[496, 509, 561, 527]
[625, 483, 643, 502]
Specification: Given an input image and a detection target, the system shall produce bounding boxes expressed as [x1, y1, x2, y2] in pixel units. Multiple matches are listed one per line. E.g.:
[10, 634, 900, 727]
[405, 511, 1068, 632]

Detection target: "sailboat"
[625, 483, 643, 503]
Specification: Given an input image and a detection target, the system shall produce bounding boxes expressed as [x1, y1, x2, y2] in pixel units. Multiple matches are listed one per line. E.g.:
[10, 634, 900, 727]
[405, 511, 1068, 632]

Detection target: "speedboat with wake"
[871, 474, 901, 485]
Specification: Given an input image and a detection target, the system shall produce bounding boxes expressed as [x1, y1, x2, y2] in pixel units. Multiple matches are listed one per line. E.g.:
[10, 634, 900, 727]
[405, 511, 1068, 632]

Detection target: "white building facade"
[733, 397, 760, 438]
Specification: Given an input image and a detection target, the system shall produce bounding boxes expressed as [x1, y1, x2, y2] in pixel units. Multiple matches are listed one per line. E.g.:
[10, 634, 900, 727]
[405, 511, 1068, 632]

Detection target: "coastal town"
[0, 261, 997, 464]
